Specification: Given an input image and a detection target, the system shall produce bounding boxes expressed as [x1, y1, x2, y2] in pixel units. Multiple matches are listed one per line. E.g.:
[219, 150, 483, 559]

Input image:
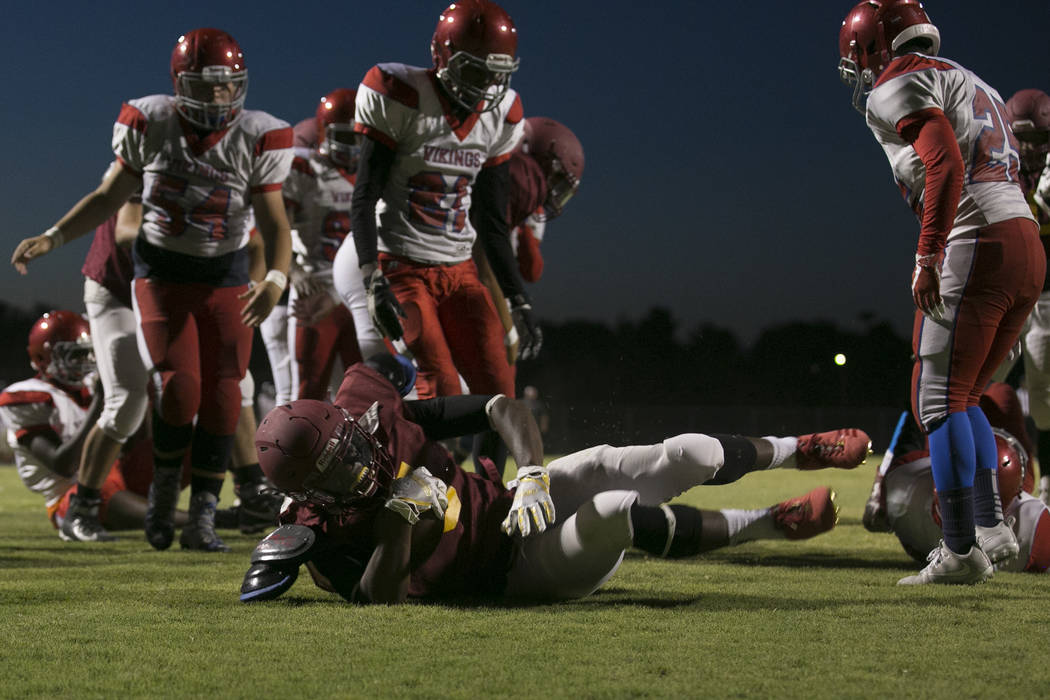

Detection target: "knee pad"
[575, 490, 638, 546]
[98, 392, 148, 444]
[239, 370, 255, 409]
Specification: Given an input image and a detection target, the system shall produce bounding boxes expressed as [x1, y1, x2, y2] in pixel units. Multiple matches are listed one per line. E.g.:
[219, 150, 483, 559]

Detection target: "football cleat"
[179, 491, 231, 553]
[144, 468, 182, 550]
[59, 494, 117, 543]
[897, 541, 992, 585]
[771, 486, 838, 540]
[236, 478, 285, 534]
[795, 429, 872, 470]
[862, 472, 891, 533]
[975, 518, 1019, 565]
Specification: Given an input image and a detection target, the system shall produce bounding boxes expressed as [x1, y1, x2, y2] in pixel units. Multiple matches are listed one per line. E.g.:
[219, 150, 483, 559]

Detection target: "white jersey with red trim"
[283, 147, 355, 278]
[0, 377, 90, 507]
[866, 54, 1034, 237]
[112, 94, 293, 258]
[998, 492, 1050, 573]
[353, 63, 525, 264]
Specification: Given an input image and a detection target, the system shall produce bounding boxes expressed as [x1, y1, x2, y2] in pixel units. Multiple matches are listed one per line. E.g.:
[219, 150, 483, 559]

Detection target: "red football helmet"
[27, 310, 94, 387]
[838, 0, 941, 113]
[431, 0, 519, 113]
[993, 428, 1029, 509]
[523, 117, 585, 219]
[171, 28, 248, 130]
[255, 400, 396, 508]
[316, 88, 360, 170]
[1005, 89, 1050, 182]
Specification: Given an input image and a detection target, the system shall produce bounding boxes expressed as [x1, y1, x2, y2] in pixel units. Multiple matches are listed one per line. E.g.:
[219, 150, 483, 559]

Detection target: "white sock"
[761, 436, 799, 469]
[723, 507, 782, 545]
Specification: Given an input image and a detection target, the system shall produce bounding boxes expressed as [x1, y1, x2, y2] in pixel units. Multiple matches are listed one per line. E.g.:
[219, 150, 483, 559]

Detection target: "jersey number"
[407, 172, 469, 233]
[320, 211, 351, 262]
[970, 86, 1021, 185]
[149, 174, 232, 240]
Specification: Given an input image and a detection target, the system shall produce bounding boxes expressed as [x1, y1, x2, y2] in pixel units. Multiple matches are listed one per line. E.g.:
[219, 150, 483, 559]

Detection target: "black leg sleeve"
[704, 434, 759, 485]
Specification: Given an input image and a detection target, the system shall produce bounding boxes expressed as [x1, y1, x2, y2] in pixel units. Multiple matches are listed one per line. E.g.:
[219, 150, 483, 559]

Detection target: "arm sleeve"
[472, 161, 527, 300]
[402, 395, 495, 441]
[897, 108, 964, 258]
[350, 135, 396, 268]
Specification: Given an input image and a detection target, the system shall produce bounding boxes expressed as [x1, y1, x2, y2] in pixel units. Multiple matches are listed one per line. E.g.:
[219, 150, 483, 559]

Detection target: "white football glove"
[384, 467, 448, 525]
[501, 466, 556, 537]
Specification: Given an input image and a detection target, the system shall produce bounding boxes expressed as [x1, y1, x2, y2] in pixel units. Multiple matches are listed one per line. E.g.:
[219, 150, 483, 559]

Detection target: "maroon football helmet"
[993, 428, 1030, 509]
[171, 28, 248, 130]
[523, 117, 584, 219]
[838, 0, 941, 113]
[1005, 89, 1050, 184]
[255, 400, 396, 508]
[316, 88, 360, 170]
[431, 0, 519, 113]
[27, 310, 94, 387]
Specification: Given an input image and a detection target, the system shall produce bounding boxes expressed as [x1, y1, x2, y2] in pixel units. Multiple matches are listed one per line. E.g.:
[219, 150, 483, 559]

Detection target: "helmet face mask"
[522, 117, 584, 219]
[437, 50, 517, 113]
[1005, 89, 1050, 179]
[171, 28, 248, 131]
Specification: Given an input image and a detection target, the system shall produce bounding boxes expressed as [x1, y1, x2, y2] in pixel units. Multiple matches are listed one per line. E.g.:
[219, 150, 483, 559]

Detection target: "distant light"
[834, 353, 847, 366]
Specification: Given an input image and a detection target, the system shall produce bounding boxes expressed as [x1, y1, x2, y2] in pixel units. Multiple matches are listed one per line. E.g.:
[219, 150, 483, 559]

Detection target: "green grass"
[2, 459, 1048, 699]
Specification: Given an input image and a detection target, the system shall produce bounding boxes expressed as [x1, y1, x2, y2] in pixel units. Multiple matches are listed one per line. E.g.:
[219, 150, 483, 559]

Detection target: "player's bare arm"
[11, 161, 140, 274]
[486, 395, 544, 468]
[112, 200, 143, 248]
[245, 228, 267, 284]
[26, 388, 103, 478]
[240, 189, 292, 326]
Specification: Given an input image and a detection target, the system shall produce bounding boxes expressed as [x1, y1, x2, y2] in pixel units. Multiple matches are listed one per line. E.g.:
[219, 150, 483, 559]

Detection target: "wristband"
[43, 226, 65, 248]
[914, 253, 938, 269]
[264, 269, 288, 292]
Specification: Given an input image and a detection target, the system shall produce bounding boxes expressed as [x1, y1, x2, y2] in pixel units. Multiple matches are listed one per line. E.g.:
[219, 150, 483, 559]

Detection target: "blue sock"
[967, 406, 1001, 526]
[927, 412, 976, 552]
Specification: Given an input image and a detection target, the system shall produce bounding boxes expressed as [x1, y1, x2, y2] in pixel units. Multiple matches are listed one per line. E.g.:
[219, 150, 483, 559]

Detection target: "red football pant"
[912, 218, 1044, 430]
[133, 279, 252, 435]
[380, 254, 515, 398]
[293, 304, 363, 400]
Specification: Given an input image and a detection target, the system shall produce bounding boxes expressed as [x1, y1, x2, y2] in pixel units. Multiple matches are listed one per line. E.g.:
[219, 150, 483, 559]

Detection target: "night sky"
[2, 0, 1044, 344]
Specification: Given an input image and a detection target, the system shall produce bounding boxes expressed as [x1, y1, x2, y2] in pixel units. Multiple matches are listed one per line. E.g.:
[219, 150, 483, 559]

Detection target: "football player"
[993, 89, 1050, 504]
[238, 355, 871, 604]
[349, 0, 540, 401]
[0, 311, 192, 536]
[838, 0, 1043, 584]
[10, 28, 294, 552]
[864, 383, 1050, 573]
[282, 89, 368, 401]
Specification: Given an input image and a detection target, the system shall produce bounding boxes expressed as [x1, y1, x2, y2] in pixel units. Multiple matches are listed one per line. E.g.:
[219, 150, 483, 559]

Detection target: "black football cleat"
[144, 468, 182, 550]
[180, 491, 231, 553]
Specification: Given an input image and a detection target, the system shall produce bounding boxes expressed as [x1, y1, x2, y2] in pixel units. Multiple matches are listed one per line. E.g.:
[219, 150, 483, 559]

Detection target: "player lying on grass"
[864, 382, 1050, 575]
[239, 354, 871, 604]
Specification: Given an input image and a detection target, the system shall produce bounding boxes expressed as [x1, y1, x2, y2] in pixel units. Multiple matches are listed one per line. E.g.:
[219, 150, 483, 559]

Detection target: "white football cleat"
[897, 540, 992, 586]
[976, 518, 1019, 564]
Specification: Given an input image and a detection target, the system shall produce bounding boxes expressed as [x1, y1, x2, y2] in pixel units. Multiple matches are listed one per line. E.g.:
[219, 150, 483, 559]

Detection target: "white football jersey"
[885, 458, 1050, 572]
[354, 63, 525, 264]
[0, 377, 90, 507]
[113, 95, 293, 258]
[283, 147, 354, 279]
[866, 54, 1034, 238]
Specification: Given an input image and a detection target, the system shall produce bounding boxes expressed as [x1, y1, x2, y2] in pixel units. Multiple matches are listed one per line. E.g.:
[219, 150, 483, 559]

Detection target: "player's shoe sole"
[976, 519, 1019, 564]
[796, 429, 872, 470]
[772, 486, 838, 540]
[897, 541, 992, 585]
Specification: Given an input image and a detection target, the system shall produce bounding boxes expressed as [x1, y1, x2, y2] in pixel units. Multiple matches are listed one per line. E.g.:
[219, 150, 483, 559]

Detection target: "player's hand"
[11, 233, 57, 275]
[509, 295, 542, 361]
[289, 259, 322, 298]
[291, 288, 338, 325]
[239, 280, 283, 327]
[501, 466, 555, 538]
[364, 265, 406, 341]
[384, 467, 448, 525]
[912, 254, 946, 321]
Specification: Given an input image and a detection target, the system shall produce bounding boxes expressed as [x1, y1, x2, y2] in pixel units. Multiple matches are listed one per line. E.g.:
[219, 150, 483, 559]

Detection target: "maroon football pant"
[293, 303, 363, 400]
[133, 278, 252, 435]
[379, 254, 515, 398]
[911, 217, 1044, 429]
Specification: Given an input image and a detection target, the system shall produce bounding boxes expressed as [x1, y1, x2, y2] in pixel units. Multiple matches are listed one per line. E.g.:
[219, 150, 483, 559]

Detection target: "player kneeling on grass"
[0, 311, 192, 539]
[238, 354, 871, 604]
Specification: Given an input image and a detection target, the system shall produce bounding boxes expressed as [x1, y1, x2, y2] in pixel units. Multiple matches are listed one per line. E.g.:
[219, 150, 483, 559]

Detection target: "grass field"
[2, 457, 1049, 699]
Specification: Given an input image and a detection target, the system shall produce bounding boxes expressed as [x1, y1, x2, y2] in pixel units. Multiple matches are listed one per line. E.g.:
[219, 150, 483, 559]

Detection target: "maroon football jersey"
[507, 150, 546, 229]
[81, 213, 135, 309]
[285, 364, 515, 599]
